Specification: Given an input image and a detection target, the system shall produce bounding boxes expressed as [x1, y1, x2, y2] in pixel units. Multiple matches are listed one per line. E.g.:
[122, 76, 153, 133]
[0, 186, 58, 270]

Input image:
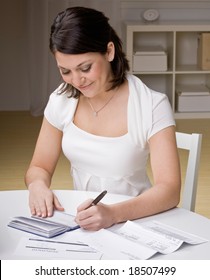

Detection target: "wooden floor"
[0, 111, 209, 218]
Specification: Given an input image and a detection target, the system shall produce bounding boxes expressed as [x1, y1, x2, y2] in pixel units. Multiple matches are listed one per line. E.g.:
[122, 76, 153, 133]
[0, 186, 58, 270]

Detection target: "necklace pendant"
[86, 92, 116, 118]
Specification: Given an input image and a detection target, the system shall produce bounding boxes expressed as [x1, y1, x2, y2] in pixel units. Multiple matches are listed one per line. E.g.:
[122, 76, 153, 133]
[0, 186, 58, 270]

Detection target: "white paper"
[13, 229, 103, 260]
[117, 220, 208, 254]
[79, 220, 208, 259]
[140, 220, 208, 245]
[82, 229, 156, 260]
[13, 220, 208, 260]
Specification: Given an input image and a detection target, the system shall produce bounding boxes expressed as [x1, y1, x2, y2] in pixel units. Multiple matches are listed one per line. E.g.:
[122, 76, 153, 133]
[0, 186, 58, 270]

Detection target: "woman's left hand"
[75, 199, 115, 231]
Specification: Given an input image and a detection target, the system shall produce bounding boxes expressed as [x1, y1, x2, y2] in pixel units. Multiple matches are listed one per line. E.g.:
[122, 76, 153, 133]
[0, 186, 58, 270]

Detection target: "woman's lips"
[78, 82, 93, 91]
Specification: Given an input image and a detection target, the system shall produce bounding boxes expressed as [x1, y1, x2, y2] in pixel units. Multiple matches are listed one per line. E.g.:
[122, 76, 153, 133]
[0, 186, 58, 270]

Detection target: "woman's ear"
[106, 42, 115, 62]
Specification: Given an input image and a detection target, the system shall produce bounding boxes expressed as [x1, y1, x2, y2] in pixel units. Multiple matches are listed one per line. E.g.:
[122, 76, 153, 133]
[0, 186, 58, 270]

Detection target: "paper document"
[117, 220, 208, 255]
[13, 228, 103, 260]
[82, 228, 156, 259]
[139, 220, 208, 245]
[80, 220, 208, 259]
[12, 219, 208, 260]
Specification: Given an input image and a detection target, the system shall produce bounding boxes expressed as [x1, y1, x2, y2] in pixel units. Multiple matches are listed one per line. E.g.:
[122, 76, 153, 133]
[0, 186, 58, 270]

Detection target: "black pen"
[85, 190, 107, 209]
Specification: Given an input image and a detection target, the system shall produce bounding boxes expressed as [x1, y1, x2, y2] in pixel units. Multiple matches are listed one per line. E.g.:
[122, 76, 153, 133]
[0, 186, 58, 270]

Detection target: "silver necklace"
[86, 93, 116, 117]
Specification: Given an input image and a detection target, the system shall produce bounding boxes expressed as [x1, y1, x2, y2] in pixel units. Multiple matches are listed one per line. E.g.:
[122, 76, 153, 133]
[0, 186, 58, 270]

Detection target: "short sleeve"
[44, 86, 78, 131]
[127, 74, 175, 147]
[147, 90, 175, 139]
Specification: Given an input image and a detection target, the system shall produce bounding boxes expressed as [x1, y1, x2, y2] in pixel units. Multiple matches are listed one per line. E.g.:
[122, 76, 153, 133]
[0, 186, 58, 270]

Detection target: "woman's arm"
[25, 117, 64, 217]
[75, 126, 181, 230]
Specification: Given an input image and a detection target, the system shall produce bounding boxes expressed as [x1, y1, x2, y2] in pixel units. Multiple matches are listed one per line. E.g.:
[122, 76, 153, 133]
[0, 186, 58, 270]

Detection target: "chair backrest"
[176, 132, 202, 212]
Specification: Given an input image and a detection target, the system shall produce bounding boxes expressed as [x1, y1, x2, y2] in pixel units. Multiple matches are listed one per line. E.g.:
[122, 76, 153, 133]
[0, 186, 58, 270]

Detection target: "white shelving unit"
[125, 21, 210, 119]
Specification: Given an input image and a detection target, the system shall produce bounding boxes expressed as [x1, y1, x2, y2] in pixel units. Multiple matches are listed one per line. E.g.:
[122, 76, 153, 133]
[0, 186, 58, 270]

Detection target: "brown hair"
[50, 6, 129, 97]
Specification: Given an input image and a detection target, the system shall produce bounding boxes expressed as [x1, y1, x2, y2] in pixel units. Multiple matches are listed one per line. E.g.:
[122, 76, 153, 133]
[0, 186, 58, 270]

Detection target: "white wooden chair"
[176, 132, 202, 212]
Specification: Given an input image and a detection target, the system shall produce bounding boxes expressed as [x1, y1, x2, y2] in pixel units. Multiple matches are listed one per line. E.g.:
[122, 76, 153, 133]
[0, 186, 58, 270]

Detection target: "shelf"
[174, 112, 210, 119]
[125, 21, 210, 119]
[132, 70, 173, 75]
[175, 65, 210, 73]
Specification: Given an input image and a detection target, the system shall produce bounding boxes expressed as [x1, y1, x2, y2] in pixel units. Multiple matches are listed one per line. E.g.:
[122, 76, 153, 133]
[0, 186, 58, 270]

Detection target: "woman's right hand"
[28, 183, 64, 217]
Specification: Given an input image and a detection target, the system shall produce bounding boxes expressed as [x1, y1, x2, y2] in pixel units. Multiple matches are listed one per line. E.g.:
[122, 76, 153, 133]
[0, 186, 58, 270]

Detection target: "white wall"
[1, 0, 210, 111]
[121, 0, 210, 21]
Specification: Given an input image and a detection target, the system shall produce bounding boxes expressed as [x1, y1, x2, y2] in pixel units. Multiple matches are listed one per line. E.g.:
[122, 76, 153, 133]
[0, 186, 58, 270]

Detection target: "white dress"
[44, 74, 175, 196]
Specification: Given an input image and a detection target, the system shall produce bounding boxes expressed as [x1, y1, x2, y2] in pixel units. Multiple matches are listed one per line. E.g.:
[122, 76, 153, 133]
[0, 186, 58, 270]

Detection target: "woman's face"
[55, 43, 115, 98]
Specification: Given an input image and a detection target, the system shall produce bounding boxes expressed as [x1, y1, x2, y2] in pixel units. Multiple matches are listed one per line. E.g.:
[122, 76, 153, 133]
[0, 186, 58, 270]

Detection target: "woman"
[25, 6, 181, 231]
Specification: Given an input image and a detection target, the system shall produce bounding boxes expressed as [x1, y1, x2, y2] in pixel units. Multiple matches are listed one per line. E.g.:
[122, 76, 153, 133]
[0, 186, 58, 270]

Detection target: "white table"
[1, 190, 210, 260]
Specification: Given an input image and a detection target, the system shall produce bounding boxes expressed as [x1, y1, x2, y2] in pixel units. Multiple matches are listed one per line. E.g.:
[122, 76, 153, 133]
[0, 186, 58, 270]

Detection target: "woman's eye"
[59, 67, 70, 75]
[81, 65, 91, 72]
[61, 69, 70, 75]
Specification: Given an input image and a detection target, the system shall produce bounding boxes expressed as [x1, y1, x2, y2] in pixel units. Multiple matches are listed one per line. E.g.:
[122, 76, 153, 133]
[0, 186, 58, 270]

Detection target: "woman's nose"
[71, 74, 85, 87]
